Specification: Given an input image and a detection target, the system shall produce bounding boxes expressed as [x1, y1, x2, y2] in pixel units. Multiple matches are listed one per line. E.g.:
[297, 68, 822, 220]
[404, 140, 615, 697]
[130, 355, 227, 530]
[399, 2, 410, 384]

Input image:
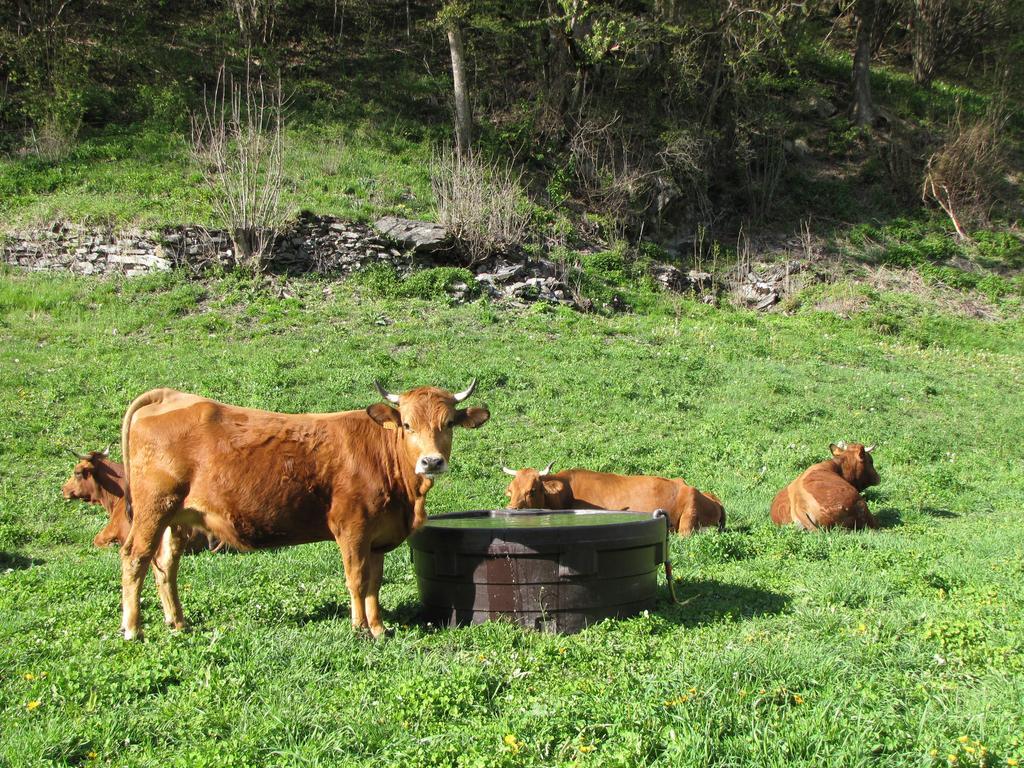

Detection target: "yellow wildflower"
[26, 700, 40, 711]
[857, 623, 867, 633]
[23, 673, 34, 681]
[1007, 759, 1018, 767]
[793, 694, 805, 705]
[930, 749, 938, 757]
[960, 736, 971, 744]
[478, 654, 486, 662]
[87, 752, 98, 760]
[949, 755, 958, 764]
[578, 744, 596, 753]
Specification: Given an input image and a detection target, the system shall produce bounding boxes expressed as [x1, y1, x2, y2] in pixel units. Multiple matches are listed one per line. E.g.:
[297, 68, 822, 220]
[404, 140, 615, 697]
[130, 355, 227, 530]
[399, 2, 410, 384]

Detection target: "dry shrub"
[431, 146, 531, 264]
[191, 65, 290, 272]
[568, 114, 656, 232]
[866, 265, 998, 318]
[230, 0, 281, 48]
[736, 122, 786, 223]
[28, 113, 81, 162]
[922, 105, 1009, 238]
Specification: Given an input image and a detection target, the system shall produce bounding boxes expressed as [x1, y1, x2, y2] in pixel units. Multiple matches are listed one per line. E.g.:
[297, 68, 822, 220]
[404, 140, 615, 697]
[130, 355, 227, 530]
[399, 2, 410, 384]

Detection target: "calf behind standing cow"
[61, 449, 216, 551]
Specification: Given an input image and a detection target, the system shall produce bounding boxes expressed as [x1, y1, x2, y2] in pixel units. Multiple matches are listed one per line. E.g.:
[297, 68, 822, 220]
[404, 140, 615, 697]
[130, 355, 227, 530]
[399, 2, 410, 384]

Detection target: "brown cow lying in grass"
[770, 442, 880, 530]
[503, 463, 725, 535]
[62, 448, 215, 552]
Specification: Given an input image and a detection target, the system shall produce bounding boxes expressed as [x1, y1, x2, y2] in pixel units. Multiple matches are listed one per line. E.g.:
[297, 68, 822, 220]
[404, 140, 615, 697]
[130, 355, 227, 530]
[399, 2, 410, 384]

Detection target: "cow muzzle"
[415, 455, 448, 478]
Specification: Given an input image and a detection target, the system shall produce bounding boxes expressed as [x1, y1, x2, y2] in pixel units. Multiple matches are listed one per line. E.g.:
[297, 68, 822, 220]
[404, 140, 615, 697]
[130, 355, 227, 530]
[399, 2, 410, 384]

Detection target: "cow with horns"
[118, 381, 489, 640]
[503, 463, 725, 536]
[770, 442, 881, 530]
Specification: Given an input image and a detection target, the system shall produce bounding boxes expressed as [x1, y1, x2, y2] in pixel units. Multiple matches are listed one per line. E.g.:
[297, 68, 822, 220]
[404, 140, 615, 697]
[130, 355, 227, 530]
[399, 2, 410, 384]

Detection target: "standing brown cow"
[770, 442, 880, 530]
[119, 381, 489, 640]
[503, 464, 725, 535]
[62, 448, 213, 553]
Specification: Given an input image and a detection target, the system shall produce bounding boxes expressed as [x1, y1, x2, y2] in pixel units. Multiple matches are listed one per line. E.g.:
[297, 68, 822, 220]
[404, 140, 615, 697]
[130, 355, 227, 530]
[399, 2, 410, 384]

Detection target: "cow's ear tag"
[382, 421, 397, 430]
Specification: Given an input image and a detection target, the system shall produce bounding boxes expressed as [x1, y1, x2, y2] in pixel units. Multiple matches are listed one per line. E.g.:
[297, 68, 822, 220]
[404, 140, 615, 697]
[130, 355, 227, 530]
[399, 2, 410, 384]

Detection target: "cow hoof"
[166, 620, 190, 633]
[123, 628, 143, 641]
[369, 624, 389, 640]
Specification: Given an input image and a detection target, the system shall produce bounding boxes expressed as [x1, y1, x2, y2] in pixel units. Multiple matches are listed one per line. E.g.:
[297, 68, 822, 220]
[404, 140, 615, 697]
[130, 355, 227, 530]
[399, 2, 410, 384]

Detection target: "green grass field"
[0, 121, 437, 229]
[2, 269, 1023, 767]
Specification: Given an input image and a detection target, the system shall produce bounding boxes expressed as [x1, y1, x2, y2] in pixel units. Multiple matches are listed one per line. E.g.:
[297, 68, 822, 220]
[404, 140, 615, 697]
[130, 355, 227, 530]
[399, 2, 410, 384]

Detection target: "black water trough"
[408, 508, 669, 633]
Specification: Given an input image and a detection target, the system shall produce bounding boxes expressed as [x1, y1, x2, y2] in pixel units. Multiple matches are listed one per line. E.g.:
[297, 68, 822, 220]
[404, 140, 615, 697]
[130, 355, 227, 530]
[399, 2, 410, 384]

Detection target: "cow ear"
[367, 403, 401, 428]
[455, 406, 490, 429]
[829, 443, 843, 457]
[541, 479, 562, 496]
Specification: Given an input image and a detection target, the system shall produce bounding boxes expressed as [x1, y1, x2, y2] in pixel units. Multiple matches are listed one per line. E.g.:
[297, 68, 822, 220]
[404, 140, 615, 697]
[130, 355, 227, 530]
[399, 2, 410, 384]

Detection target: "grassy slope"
[1, 270, 1023, 767]
[0, 121, 438, 229]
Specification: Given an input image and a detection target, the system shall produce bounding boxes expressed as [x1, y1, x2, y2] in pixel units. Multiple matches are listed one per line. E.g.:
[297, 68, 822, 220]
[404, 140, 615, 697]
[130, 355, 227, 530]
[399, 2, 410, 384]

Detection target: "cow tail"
[120, 388, 168, 523]
[718, 505, 726, 532]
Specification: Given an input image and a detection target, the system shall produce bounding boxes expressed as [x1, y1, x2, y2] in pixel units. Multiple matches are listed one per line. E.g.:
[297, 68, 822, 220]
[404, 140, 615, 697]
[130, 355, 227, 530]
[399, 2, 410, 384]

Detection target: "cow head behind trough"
[367, 380, 490, 477]
[829, 442, 880, 490]
[502, 462, 556, 508]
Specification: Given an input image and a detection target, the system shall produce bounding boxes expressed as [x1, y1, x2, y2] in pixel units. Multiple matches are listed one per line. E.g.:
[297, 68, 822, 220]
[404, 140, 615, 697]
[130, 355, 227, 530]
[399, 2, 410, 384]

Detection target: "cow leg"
[363, 552, 386, 639]
[337, 535, 371, 633]
[120, 489, 180, 641]
[850, 498, 880, 530]
[152, 526, 188, 630]
[769, 489, 791, 526]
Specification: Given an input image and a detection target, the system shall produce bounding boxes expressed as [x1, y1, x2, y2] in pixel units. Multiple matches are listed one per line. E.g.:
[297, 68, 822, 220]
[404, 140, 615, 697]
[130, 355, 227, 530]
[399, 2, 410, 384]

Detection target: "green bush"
[137, 83, 191, 130]
[972, 231, 1024, 269]
[352, 264, 478, 302]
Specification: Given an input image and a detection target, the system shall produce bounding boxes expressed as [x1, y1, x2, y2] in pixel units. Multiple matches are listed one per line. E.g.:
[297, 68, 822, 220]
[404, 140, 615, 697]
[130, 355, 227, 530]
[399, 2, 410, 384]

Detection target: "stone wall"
[1, 213, 726, 310]
[0, 214, 416, 278]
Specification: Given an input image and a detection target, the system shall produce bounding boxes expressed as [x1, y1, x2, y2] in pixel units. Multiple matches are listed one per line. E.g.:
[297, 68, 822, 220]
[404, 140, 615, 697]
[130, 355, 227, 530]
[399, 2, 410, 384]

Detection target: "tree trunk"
[852, 0, 875, 128]
[543, 0, 572, 119]
[911, 0, 948, 87]
[447, 22, 471, 156]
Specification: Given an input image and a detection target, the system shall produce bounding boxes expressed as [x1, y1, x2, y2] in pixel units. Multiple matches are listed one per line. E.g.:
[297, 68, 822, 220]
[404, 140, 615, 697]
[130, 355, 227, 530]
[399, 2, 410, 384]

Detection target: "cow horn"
[452, 378, 477, 403]
[836, 440, 848, 450]
[502, 466, 518, 476]
[865, 444, 875, 453]
[374, 380, 401, 404]
[102, 444, 112, 457]
[66, 447, 88, 460]
[539, 461, 555, 476]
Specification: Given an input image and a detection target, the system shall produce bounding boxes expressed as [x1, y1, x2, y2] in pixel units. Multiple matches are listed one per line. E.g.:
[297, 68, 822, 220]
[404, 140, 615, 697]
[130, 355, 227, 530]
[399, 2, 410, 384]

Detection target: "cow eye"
[402, 422, 410, 430]
[446, 420, 455, 428]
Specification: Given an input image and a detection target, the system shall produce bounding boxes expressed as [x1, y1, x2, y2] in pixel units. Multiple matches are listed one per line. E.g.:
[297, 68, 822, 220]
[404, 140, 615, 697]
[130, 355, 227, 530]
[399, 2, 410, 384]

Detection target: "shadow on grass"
[658, 579, 790, 627]
[875, 507, 903, 528]
[292, 598, 422, 628]
[921, 507, 959, 519]
[0, 551, 44, 570]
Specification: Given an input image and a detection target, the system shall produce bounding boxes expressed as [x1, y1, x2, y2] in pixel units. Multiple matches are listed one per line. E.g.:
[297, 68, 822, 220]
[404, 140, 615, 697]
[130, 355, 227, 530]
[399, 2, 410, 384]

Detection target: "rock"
[373, 216, 449, 253]
[650, 262, 686, 290]
[736, 281, 779, 309]
[784, 138, 812, 160]
[687, 269, 713, 285]
[492, 263, 526, 283]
